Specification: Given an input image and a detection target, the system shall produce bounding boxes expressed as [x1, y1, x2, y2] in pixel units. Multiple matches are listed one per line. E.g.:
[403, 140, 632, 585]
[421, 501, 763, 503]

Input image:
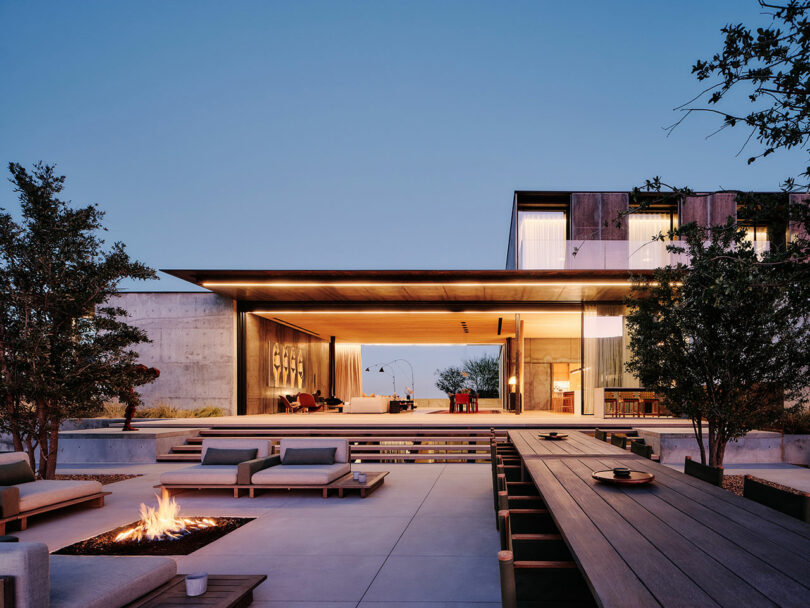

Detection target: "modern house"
[120, 190, 805, 417]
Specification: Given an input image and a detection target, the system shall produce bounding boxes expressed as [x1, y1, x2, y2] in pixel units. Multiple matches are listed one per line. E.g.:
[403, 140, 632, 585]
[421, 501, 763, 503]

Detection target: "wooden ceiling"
[162, 269, 644, 306]
[256, 311, 581, 344]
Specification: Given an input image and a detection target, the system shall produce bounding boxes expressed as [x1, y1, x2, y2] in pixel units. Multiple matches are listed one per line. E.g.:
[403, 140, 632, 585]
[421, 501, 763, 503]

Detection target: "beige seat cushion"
[16, 479, 102, 512]
[160, 464, 238, 486]
[252, 462, 350, 485]
[201, 438, 272, 461]
[50, 554, 176, 608]
[280, 438, 349, 463]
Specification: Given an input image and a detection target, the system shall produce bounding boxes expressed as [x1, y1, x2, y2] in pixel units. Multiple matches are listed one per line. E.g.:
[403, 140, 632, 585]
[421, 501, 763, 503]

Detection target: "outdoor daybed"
[0, 541, 177, 608]
[0, 452, 109, 535]
[249, 438, 351, 497]
[159, 438, 277, 498]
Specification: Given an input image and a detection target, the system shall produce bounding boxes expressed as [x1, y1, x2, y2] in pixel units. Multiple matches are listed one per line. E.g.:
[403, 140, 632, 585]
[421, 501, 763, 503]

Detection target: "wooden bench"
[743, 475, 810, 523]
[684, 455, 724, 486]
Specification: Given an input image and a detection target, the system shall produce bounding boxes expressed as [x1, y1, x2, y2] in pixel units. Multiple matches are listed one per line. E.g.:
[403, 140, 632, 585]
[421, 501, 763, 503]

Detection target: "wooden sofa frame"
[0, 490, 110, 535]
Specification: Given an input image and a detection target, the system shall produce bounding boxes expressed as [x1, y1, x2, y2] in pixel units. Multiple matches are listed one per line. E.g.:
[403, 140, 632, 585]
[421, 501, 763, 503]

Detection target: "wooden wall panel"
[710, 192, 737, 226]
[681, 195, 709, 226]
[571, 193, 601, 240]
[601, 193, 629, 240]
[245, 315, 329, 414]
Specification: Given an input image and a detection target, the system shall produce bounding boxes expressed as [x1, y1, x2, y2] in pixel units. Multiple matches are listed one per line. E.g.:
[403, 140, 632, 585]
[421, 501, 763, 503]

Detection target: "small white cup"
[352, 471, 360, 481]
[358, 473, 367, 483]
[186, 572, 208, 597]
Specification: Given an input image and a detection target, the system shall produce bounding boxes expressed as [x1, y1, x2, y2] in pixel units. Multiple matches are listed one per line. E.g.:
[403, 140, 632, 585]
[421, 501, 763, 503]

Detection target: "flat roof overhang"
[161, 269, 649, 309]
[161, 270, 647, 343]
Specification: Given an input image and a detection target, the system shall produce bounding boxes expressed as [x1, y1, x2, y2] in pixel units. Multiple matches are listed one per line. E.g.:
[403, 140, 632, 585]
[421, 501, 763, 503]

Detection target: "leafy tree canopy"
[435, 354, 500, 398]
[672, 1, 810, 189]
[0, 162, 158, 477]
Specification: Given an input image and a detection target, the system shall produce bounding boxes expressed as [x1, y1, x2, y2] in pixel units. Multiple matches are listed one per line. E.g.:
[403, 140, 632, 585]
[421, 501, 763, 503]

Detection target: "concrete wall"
[113, 292, 236, 414]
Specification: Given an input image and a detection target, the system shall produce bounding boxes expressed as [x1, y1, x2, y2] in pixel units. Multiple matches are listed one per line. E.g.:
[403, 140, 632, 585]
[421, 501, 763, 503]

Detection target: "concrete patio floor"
[15, 462, 501, 607]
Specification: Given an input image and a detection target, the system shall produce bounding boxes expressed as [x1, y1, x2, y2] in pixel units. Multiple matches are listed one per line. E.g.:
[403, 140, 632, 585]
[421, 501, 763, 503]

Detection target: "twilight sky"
[1, 1, 804, 397]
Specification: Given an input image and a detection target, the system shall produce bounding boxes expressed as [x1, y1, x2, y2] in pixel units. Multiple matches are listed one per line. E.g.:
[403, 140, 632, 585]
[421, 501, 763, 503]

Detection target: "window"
[518, 210, 567, 269]
[628, 211, 677, 269]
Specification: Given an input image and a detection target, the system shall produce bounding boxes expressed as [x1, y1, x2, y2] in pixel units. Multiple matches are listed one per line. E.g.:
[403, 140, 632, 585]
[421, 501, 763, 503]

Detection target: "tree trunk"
[37, 424, 49, 479]
[45, 426, 59, 479]
[692, 417, 706, 464]
[707, 422, 727, 468]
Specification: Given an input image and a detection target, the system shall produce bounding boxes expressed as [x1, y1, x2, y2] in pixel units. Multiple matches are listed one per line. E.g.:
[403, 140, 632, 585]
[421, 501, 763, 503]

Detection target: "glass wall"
[582, 304, 639, 414]
[628, 212, 677, 269]
[518, 211, 567, 269]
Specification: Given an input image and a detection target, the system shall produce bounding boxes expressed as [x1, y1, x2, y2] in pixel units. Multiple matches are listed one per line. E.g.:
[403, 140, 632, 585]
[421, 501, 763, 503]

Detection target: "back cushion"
[282, 447, 336, 465]
[0, 460, 35, 485]
[202, 447, 258, 466]
[0, 452, 29, 466]
[201, 439, 271, 461]
[280, 438, 349, 463]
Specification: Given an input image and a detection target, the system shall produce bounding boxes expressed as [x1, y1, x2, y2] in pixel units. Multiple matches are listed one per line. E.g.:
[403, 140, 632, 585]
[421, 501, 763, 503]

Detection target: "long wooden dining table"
[507, 430, 810, 607]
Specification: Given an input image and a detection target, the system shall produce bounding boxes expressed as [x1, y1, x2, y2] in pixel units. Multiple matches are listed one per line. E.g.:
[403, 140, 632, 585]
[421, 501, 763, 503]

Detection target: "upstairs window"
[518, 210, 567, 269]
[628, 209, 677, 269]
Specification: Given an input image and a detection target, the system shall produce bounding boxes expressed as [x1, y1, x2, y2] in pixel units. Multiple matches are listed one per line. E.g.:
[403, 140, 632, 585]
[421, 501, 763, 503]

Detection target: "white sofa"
[0, 541, 177, 608]
[250, 438, 351, 491]
[344, 396, 390, 414]
[0, 453, 105, 535]
[159, 439, 277, 497]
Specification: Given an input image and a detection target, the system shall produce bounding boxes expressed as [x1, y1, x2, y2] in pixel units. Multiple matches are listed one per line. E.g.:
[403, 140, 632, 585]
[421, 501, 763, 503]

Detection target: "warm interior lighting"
[202, 281, 639, 288]
[508, 376, 517, 386]
[114, 495, 216, 543]
[253, 310, 584, 315]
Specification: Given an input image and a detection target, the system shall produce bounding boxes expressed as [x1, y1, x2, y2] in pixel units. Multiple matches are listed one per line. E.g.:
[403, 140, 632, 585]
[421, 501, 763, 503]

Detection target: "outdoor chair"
[297, 392, 324, 413]
[630, 441, 654, 460]
[743, 475, 810, 523]
[593, 429, 607, 442]
[279, 395, 303, 413]
[604, 398, 618, 417]
[684, 456, 724, 487]
[610, 434, 628, 450]
[454, 393, 471, 412]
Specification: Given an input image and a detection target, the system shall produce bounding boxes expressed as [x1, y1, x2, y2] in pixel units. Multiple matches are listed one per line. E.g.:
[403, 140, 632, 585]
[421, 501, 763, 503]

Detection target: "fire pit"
[55, 495, 252, 556]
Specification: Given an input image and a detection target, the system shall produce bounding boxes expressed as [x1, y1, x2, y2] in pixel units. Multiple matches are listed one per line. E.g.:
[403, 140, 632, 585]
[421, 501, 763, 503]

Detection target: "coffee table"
[331, 471, 389, 498]
[126, 574, 266, 607]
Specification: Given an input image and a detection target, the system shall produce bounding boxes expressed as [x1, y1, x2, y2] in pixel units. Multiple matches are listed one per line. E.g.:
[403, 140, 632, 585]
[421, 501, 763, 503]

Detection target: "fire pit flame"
[113, 495, 218, 543]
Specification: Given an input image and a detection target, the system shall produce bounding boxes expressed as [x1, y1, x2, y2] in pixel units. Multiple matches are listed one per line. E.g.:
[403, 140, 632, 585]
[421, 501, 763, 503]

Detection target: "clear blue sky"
[1, 1, 803, 397]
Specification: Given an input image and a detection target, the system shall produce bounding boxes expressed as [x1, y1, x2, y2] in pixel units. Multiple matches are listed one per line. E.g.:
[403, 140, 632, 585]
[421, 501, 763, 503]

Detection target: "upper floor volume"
[505, 190, 805, 271]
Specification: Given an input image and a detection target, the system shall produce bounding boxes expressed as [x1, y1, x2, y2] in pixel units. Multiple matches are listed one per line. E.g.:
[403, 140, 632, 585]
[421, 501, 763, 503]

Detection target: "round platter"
[538, 433, 568, 440]
[592, 470, 655, 485]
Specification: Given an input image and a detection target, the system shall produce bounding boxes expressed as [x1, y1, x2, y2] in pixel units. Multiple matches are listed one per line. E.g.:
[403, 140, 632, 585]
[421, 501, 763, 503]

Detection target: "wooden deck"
[508, 428, 632, 458]
[509, 432, 810, 607]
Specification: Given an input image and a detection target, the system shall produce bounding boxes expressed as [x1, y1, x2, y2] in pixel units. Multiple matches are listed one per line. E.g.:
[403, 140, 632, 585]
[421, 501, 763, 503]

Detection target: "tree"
[0, 162, 158, 477]
[462, 354, 500, 398]
[670, 1, 810, 190]
[625, 219, 810, 467]
[434, 354, 501, 398]
[434, 366, 466, 396]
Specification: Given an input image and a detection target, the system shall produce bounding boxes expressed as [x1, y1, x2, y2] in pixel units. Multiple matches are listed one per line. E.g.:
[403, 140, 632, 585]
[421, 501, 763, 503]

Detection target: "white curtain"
[335, 343, 362, 402]
[583, 304, 639, 414]
[518, 211, 566, 269]
[628, 213, 672, 269]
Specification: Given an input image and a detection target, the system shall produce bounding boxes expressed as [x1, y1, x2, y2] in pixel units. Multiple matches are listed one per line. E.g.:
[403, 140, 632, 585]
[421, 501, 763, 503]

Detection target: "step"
[514, 560, 578, 569]
[171, 445, 202, 453]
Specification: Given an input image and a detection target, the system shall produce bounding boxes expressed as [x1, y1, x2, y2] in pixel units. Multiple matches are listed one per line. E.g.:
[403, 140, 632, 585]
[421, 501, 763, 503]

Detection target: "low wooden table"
[126, 574, 266, 608]
[331, 471, 389, 497]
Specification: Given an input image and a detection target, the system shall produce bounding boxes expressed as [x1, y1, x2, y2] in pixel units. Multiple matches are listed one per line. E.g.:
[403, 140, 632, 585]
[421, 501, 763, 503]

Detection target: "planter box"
[58, 427, 198, 464]
[638, 428, 783, 464]
[784, 434, 810, 465]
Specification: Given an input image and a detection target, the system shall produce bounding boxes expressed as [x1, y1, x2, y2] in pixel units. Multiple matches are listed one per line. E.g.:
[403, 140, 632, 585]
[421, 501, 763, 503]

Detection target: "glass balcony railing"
[517, 239, 770, 270]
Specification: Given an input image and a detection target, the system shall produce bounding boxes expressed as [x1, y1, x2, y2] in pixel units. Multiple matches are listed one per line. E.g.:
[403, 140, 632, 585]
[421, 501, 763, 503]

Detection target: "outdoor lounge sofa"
[249, 438, 351, 497]
[0, 452, 109, 535]
[159, 438, 277, 498]
[0, 540, 177, 608]
[344, 396, 389, 413]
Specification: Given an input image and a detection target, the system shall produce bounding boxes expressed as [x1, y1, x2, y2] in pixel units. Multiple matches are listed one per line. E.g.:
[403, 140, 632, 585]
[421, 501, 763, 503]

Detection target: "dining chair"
[454, 393, 471, 413]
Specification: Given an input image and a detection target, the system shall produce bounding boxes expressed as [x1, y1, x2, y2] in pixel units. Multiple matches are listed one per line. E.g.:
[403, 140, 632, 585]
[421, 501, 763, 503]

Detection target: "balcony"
[517, 239, 769, 270]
